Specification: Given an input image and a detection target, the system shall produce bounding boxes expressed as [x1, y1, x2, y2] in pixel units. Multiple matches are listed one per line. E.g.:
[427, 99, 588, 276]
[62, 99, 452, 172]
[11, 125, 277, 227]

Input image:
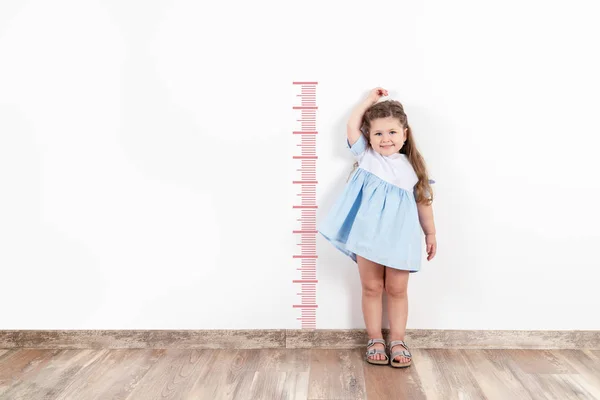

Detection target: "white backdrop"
[1, 0, 599, 330]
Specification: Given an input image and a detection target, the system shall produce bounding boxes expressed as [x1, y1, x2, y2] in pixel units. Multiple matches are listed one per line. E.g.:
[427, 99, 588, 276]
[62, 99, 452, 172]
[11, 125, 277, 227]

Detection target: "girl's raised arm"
[347, 87, 388, 145]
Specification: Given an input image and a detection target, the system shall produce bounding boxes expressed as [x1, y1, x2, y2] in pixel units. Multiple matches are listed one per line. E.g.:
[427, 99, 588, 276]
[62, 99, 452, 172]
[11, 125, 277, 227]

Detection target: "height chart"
[292, 81, 318, 329]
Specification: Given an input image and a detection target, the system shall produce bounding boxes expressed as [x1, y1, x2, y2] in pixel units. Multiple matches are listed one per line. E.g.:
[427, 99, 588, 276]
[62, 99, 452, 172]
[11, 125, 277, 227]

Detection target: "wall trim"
[1, 329, 598, 350]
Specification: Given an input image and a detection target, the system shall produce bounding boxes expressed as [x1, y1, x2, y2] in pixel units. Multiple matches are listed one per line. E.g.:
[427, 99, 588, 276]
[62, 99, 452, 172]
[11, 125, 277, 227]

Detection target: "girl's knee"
[385, 268, 409, 298]
[362, 280, 384, 297]
[385, 283, 408, 298]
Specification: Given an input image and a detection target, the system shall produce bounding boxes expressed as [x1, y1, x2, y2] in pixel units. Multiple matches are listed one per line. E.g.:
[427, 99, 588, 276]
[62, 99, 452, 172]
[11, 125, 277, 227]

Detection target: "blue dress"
[318, 135, 433, 272]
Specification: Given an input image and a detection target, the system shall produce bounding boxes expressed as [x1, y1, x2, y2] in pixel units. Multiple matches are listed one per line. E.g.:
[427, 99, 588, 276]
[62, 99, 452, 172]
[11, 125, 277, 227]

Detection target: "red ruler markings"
[292, 81, 318, 329]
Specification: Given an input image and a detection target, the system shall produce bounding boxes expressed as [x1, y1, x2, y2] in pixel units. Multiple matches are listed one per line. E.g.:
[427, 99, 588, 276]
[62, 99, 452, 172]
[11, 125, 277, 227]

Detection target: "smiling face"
[368, 116, 407, 156]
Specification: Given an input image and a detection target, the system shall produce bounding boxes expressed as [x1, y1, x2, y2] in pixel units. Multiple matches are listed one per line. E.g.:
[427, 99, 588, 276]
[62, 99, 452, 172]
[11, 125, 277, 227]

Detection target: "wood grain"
[410, 349, 487, 400]
[0, 348, 598, 399]
[0, 349, 102, 399]
[307, 348, 366, 399]
[54, 349, 165, 400]
[0, 349, 60, 397]
[0, 330, 285, 349]
[461, 349, 534, 400]
[363, 355, 427, 400]
[2, 329, 599, 350]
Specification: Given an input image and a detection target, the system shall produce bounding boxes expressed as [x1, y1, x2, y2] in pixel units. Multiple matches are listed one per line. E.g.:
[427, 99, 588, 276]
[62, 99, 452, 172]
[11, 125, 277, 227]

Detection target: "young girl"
[318, 87, 437, 368]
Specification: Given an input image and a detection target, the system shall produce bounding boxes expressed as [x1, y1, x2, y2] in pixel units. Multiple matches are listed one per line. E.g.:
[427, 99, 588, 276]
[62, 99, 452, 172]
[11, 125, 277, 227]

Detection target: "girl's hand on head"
[366, 87, 388, 105]
[425, 234, 437, 261]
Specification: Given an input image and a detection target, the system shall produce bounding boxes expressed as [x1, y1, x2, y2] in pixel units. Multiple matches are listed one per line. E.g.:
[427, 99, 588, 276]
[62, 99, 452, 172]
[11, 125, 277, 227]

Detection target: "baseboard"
[1, 329, 599, 350]
[286, 329, 600, 350]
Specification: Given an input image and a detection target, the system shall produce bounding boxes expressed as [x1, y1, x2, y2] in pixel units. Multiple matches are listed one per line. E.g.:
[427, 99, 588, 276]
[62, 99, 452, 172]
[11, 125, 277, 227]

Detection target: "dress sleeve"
[425, 179, 435, 198]
[347, 134, 367, 161]
[415, 179, 436, 200]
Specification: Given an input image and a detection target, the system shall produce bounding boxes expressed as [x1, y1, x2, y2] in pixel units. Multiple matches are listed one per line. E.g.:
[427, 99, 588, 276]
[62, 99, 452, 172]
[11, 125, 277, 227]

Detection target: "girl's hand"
[426, 234, 437, 261]
[365, 87, 388, 105]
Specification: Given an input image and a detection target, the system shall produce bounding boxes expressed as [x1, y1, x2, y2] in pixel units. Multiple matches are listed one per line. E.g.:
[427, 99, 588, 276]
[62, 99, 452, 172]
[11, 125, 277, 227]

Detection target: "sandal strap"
[366, 348, 389, 359]
[390, 349, 412, 359]
[367, 338, 386, 348]
[366, 338, 389, 360]
[388, 340, 409, 350]
[388, 340, 412, 358]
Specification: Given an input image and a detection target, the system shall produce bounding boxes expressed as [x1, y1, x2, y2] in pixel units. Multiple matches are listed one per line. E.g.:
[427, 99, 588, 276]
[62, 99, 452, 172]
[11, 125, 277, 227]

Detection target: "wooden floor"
[1, 347, 600, 399]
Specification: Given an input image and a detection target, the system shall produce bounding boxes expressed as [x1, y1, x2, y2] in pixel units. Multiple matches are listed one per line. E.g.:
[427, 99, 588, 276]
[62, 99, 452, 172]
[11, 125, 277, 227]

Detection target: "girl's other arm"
[347, 87, 388, 145]
[417, 202, 437, 260]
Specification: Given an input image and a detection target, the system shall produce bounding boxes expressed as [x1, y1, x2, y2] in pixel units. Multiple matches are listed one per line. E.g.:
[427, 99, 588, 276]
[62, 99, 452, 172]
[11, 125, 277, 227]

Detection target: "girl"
[318, 87, 437, 368]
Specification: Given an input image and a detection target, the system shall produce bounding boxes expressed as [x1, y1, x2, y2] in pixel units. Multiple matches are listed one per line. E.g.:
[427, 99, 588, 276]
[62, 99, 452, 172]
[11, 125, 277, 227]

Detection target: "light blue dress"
[318, 135, 433, 272]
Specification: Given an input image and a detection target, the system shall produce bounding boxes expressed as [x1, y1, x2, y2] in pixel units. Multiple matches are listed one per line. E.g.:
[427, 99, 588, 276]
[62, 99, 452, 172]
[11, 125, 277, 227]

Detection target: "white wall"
[1, 0, 599, 330]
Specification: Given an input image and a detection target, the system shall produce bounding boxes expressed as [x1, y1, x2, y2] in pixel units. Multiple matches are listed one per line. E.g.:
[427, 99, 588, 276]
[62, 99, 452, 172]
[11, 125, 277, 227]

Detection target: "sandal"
[388, 340, 412, 368]
[365, 338, 389, 365]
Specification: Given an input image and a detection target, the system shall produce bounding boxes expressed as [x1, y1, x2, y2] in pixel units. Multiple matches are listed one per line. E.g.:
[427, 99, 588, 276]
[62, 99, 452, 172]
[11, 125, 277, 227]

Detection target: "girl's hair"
[349, 100, 434, 205]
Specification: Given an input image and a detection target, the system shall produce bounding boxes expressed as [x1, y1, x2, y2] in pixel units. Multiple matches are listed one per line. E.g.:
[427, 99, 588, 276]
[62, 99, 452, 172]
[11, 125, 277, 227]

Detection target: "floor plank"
[461, 349, 534, 400]
[53, 349, 165, 400]
[0, 349, 61, 397]
[251, 349, 310, 400]
[529, 373, 597, 399]
[0, 349, 103, 400]
[125, 349, 216, 399]
[363, 358, 427, 400]
[550, 350, 600, 399]
[307, 348, 366, 400]
[410, 349, 487, 400]
[0, 348, 598, 399]
[193, 349, 311, 400]
[507, 349, 576, 374]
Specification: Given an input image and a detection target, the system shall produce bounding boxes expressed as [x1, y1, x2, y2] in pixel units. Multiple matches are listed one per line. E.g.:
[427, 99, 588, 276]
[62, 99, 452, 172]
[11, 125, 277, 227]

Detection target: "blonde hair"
[349, 100, 434, 205]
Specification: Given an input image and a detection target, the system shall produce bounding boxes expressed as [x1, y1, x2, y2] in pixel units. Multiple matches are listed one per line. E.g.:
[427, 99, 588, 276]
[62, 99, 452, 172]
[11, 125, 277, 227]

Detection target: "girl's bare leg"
[357, 255, 386, 361]
[385, 267, 411, 364]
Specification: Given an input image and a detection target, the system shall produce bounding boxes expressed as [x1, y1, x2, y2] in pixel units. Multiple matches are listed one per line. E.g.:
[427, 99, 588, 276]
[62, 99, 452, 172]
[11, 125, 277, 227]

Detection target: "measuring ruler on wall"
[292, 81, 318, 329]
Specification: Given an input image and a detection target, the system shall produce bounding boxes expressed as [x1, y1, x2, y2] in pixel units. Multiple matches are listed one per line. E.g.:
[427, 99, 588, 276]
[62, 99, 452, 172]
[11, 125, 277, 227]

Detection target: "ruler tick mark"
[293, 81, 319, 330]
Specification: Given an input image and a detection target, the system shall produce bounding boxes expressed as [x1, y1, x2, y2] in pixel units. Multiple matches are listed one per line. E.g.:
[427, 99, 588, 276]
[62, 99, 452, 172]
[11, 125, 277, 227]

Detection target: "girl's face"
[368, 117, 407, 156]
